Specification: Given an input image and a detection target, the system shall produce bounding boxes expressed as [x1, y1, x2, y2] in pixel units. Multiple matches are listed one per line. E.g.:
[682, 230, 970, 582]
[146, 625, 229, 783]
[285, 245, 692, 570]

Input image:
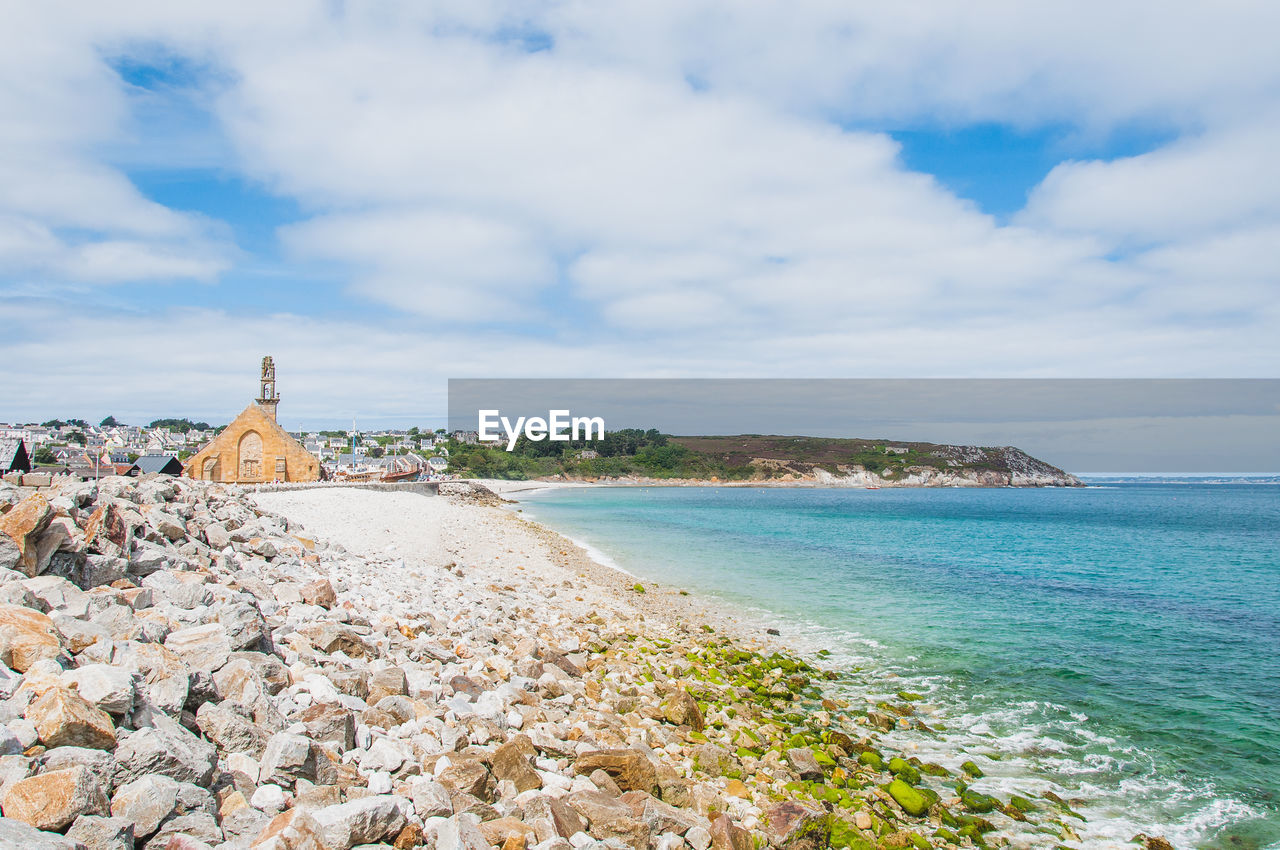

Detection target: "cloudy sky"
[3, 1, 1278, 429]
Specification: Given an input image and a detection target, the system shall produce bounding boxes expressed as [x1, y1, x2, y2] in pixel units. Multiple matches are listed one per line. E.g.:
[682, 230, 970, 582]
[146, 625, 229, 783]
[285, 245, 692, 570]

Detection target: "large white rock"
[311, 795, 409, 850]
[164, 623, 233, 673]
[432, 814, 492, 850]
[195, 701, 268, 757]
[359, 737, 407, 773]
[408, 776, 454, 819]
[148, 511, 187, 541]
[111, 641, 190, 714]
[366, 771, 393, 795]
[61, 664, 137, 715]
[217, 601, 267, 651]
[112, 717, 217, 787]
[110, 774, 181, 836]
[0, 816, 85, 849]
[685, 826, 712, 850]
[66, 814, 135, 850]
[258, 733, 316, 785]
[250, 783, 288, 812]
[22, 576, 90, 617]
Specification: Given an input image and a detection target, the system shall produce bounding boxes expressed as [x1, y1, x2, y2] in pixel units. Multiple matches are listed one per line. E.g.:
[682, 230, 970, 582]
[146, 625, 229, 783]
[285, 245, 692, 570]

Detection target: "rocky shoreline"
[517, 470, 1082, 488]
[0, 476, 1165, 850]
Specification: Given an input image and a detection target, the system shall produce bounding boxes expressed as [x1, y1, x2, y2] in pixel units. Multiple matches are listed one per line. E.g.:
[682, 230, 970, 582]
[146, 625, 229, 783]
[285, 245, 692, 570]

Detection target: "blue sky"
[894, 123, 1177, 220]
[1, 2, 1277, 428]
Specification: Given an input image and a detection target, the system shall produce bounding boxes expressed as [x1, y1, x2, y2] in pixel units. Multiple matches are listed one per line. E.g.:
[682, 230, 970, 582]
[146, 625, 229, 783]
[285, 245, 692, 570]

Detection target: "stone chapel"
[184, 356, 321, 483]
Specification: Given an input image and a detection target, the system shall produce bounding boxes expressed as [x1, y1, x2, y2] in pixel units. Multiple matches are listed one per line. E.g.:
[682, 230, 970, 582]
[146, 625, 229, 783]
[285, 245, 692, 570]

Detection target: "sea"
[515, 479, 1280, 849]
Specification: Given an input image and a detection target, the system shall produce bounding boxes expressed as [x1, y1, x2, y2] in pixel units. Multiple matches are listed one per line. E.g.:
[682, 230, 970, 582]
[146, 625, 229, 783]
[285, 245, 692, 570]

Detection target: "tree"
[67, 430, 86, 446]
[126, 452, 140, 463]
[149, 418, 211, 433]
[100, 415, 120, 427]
[368, 446, 385, 458]
[41, 419, 65, 428]
[33, 447, 56, 465]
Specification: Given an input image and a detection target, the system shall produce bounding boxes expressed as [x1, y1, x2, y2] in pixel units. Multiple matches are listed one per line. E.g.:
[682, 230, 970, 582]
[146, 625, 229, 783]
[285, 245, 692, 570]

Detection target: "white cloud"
[0, 5, 232, 288]
[1021, 116, 1280, 245]
[281, 210, 555, 319]
[0, 215, 227, 286]
[1, 290, 1276, 429]
[0, 0, 1278, 419]
[538, 1, 1280, 129]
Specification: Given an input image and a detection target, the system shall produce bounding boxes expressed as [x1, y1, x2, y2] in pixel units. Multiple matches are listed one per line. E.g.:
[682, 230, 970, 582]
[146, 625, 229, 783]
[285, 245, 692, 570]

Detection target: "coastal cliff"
[558, 440, 1083, 488]
[775, 445, 1082, 488]
[448, 432, 1083, 487]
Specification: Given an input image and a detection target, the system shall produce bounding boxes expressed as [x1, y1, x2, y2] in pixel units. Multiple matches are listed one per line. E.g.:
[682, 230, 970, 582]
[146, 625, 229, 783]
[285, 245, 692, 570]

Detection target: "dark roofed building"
[0, 439, 31, 474]
[134, 455, 184, 476]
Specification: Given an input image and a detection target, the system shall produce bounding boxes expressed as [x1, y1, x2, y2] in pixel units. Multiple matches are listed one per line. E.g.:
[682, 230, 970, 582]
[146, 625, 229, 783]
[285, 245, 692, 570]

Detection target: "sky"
[2, 1, 1278, 432]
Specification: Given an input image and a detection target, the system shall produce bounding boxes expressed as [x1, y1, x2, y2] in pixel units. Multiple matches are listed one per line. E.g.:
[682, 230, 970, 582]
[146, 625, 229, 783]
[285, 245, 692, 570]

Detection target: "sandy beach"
[251, 484, 789, 661]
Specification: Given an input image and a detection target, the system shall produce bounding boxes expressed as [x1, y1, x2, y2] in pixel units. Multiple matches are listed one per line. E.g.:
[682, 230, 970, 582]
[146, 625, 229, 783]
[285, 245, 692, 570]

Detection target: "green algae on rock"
[887, 778, 932, 817]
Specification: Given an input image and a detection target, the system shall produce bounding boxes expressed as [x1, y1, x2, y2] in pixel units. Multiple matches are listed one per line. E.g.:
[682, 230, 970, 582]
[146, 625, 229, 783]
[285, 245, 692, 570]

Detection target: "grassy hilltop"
[447, 430, 1079, 486]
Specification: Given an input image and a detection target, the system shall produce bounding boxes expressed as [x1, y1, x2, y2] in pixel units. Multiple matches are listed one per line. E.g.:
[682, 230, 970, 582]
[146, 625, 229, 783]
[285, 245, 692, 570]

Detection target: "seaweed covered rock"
[887, 757, 920, 785]
[662, 688, 705, 731]
[887, 778, 932, 817]
[961, 788, 1001, 813]
[763, 801, 831, 850]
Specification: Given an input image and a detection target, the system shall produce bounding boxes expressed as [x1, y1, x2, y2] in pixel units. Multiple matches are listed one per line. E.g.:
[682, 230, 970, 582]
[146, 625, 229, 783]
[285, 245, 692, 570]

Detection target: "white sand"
[251, 487, 783, 650]
[470, 479, 593, 496]
[252, 487, 636, 624]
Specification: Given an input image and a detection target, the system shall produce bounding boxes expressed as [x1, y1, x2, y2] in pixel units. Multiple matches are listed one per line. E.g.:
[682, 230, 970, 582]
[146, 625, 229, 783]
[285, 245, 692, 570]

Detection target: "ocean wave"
[704, 605, 1265, 849]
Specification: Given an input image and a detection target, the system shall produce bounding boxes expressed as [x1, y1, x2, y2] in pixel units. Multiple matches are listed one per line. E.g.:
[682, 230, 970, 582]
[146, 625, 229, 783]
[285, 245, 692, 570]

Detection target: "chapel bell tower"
[256, 355, 280, 422]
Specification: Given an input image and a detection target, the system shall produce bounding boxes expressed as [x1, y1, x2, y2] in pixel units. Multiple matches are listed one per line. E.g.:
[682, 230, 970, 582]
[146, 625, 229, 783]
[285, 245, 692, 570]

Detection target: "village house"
[134, 454, 185, 476]
[0, 439, 31, 474]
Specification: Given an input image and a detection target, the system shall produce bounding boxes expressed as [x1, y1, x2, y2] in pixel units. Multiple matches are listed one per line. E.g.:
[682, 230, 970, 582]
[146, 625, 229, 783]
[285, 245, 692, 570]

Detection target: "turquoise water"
[518, 484, 1280, 849]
